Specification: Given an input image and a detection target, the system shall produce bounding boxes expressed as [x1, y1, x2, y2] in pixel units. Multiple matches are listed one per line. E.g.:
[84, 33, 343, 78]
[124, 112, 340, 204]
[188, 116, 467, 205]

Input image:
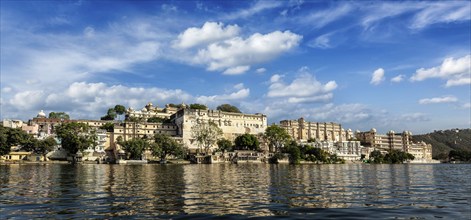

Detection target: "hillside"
[412, 128, 471, 159]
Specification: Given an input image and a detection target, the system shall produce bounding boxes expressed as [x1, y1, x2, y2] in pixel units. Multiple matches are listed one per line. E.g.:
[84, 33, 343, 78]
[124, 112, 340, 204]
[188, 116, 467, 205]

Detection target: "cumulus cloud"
[256, 68, 266, 73]
[223, 66, 250, 75]
[391, 74, 405, 83]
[418, 95, 458, 104]
[196, 83, 250, 104]
[370, 68, 385, 85]
[410, 55, 470, 87]
[173, 22, 240, 49]
[267, 70, 337, 103]
[5, 82, 192, 119]
[194, 30, 302, 74]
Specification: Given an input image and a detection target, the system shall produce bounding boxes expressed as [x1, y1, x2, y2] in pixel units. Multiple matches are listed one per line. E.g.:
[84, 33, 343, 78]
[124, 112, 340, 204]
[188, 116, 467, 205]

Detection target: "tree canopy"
[55, 122, 97, 155]
[118, 137, 149, 160]
[191, 122, 222, 154]
[234, 134, 260, 151]
[23, 136, 57, 158]
[100, 104, 126, 121]
[216, 104, 241, 113]
[368, 150, 414, 164]
[151, 133, 183, 161]
[99, 122, 114, 132]
[48, 112, 70, 120]
[217, 138, 233, 153]
[0, 125, 32, 156]
[264, 125, 291, 153]
[189, 103, 207, 110]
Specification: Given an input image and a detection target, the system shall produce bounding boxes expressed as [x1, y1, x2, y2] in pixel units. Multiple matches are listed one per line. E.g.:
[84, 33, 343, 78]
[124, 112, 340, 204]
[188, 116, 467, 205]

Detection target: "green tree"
[99, 122, 115, 132]
[191, 122, 223, 154]
[284, 141, 301, 164]
[217, 138, 233, 153]
[0, 126, 31, 156]
[48, 112, 70, 120]
[234, 134, 260, 151]
[216, 104, 242, 113]
[118, 138, 149, 160]
[114, 105, 126, 120]
[24, 136, 57, 160]
[55, 122, 97, 155]
[151, 133, 183, 162]
[0, 126, 9, 156]
[100, 108, 117, 121]
[264, 125, 291, 153]
[189, 103, 208, 110]
[369, 150, 384, 163]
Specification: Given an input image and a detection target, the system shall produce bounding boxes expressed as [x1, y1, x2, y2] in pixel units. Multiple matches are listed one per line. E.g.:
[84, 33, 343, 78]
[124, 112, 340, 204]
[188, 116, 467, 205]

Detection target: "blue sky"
[1, 0, 470, 134]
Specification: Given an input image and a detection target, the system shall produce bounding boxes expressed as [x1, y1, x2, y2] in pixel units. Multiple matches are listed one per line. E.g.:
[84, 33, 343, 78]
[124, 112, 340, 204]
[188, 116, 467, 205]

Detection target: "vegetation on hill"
[412, 128, 470, 160]
[216, 104, 242, 113]
[189, 103, 207, 110]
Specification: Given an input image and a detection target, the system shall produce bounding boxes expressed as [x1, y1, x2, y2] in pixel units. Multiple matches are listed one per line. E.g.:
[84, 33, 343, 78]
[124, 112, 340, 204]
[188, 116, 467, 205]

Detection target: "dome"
[141, 108, 147, 112]
[37, 110, 46, 118]
[347, 129, 352, 132]
[388, 130, 395, 134]
[181, 102, 187, 108]
[370, 128, 377, 133]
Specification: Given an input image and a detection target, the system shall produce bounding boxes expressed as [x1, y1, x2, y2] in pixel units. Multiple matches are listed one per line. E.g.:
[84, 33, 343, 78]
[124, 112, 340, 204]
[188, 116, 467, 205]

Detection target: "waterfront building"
[83, 129, 109, 162]
[356, 129, 432, 160]
[172, 108, 267, 153]
[2, 119, 24, 129]
[280, 118, 353, 142]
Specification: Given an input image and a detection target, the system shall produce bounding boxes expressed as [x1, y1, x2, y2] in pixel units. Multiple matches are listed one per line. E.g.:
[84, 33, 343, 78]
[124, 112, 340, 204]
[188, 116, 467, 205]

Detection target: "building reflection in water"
[1, 163, 470, 218]
[182, 164, 273, 216]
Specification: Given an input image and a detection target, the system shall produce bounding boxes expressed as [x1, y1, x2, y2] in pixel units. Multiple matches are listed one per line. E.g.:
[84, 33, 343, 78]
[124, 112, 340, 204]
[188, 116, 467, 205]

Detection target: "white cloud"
[2, 87, 12, 93]
[194, 30, 302, 74]
[391, 74, 405, 83]
[360, 1, 470, 30]
[445, 77, 471, 87]
[399, 113, 430, 122]
[370, 68, 385, 85]
[418, 95, 458, 104]
[410, 2, 471, 29]
[223, 66, 250, 75]
[5, 82, 192, 119]
[83, 26, 95, 38]
[9, 90, 45, 111]
[173, 22, 240, 49]
[308, 33, 332, 49]
[304, 3, 353, 28]
[410, 55, 471, 87]
[223, 0, 283, 20]
[196, 84, 250, 104]
[461, 103, 471, 109]
[267, 71, 337, 103]
[256, 68, 266, 73]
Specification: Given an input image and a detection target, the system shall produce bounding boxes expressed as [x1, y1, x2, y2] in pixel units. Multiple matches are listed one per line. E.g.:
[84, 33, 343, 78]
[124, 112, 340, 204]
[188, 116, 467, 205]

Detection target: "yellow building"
[279, 118, 353, 142]
[172, 108, 267, 152]
[356, 129, 432, 160]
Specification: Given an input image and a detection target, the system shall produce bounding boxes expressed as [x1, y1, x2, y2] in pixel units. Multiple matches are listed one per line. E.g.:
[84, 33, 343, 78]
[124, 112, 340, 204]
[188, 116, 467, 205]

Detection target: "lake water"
[0, 163, 470, 219]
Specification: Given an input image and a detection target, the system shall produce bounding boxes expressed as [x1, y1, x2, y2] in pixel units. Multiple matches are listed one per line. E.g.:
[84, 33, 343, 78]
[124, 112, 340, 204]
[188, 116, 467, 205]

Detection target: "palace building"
[279, 118, 354, 142]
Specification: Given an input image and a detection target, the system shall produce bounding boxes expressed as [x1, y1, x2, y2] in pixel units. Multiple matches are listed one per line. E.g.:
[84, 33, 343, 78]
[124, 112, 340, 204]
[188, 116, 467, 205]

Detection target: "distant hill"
[412, 128, 471, 159]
